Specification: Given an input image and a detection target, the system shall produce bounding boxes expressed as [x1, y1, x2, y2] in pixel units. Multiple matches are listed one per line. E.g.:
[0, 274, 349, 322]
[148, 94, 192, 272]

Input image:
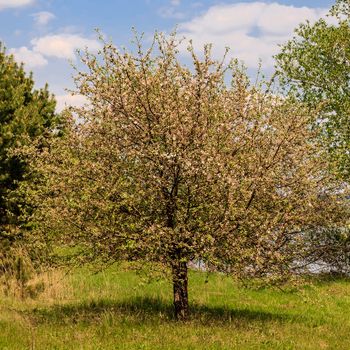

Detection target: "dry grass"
[1, 268, 72, 302]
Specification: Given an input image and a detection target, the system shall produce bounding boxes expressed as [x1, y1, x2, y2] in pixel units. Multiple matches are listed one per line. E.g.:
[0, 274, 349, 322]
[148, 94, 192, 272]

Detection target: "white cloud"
[158, 0, 184, 19]
[31, 34, 101, 60]
[9, 46, 48, 69]
[0, 0, 33, 10]
[32, 11, 55, 26]
[158, 7, 185, 19]
[55, 93, 88, 112]
[9, 33, 101, 69]
[179, 2, 329, 68]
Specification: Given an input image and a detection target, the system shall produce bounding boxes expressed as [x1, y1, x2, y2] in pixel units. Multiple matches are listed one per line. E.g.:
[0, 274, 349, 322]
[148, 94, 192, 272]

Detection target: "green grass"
[1, 267, 350, 349]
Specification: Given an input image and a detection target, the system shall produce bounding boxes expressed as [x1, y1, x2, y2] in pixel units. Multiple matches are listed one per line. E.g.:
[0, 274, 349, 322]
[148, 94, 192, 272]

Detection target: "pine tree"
[0, 43, 58, 279]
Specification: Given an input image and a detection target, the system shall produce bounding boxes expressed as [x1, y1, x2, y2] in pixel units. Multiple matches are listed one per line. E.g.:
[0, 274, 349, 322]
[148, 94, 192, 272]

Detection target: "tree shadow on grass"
[24, 296, 302, 326]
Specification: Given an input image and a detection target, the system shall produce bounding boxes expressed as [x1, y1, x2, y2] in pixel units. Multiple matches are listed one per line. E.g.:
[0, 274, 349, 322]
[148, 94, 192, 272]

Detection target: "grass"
[1, 266, 350, 349]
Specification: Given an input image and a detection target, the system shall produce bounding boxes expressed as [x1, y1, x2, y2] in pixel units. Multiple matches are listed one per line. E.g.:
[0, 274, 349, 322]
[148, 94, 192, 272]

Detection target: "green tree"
[275, 0, 350, 273]
[275, 0, 350, 179]
[25, 33, 347, 320]
[0, 43, 58, 280]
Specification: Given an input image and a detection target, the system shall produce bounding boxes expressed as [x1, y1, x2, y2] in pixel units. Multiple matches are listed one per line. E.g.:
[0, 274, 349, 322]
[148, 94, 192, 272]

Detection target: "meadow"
[1, 266, 350, 349]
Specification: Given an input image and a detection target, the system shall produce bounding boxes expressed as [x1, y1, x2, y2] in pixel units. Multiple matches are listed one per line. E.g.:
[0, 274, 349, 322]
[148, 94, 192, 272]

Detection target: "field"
[1, 266, 350, 349]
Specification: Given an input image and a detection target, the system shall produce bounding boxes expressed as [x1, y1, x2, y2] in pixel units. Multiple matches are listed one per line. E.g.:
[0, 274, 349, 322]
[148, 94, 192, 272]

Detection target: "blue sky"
[0, 0, 336, 111]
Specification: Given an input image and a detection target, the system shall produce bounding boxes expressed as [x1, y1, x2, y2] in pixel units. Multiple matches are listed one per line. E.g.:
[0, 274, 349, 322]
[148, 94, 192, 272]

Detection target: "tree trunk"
[172, 260, 189, 321]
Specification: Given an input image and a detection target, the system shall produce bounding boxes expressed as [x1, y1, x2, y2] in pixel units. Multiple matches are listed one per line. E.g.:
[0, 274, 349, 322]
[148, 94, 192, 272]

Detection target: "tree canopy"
[23, 32, 348, 319]
[275, 0, 350, 179]
[275, 0, 350, 273]
[0, 43, 58, 280]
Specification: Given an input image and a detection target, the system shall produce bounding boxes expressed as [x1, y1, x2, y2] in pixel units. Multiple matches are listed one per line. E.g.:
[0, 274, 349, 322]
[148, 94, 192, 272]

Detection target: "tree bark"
[172, 260, 189, 321]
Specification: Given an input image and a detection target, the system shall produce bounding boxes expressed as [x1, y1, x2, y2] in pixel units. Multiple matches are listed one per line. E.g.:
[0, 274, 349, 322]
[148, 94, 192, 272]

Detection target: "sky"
[0, 0, 336, 111]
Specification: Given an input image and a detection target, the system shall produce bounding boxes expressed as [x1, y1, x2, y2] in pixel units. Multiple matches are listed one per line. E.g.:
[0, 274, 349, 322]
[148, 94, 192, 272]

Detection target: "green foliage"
[23, 31, 348, 319]
[275, 0, 350, 274]
[0, 43, 59, 281]
[275, 0, 350, 179]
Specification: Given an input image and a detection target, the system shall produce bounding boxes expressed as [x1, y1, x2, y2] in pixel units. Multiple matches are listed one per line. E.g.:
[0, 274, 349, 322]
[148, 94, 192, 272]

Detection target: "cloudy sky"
[0, 0, 335, 111]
